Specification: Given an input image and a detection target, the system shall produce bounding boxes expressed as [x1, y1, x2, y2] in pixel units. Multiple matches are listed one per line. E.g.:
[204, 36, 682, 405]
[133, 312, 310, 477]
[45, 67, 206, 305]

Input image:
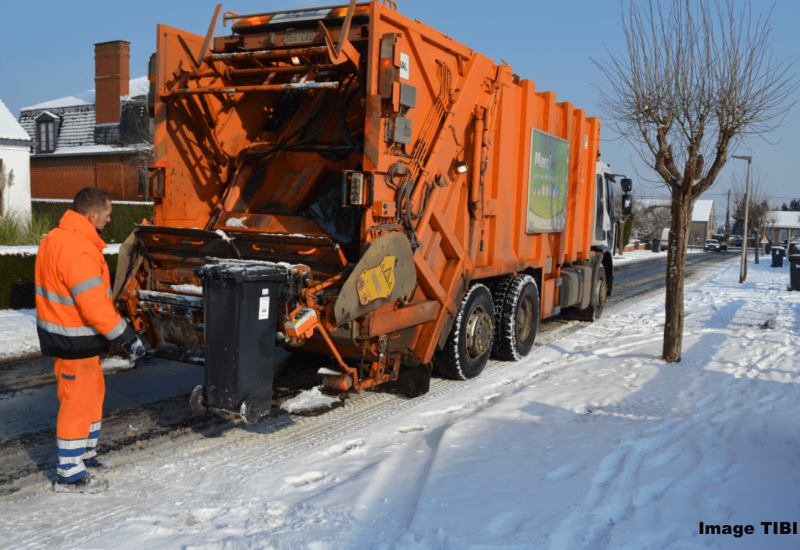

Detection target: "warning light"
[455, 161, 468, 174]
[291, 57, 301, 65]
[381, 58, 392, 68]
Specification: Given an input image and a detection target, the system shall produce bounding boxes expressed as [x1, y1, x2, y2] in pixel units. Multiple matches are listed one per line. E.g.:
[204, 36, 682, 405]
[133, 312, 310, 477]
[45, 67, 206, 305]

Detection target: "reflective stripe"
[107, 287, 112, 298]
[89, 420, 102, 432]
[103, 318, 127, 340]
[58, 447, 85, 459]
[70, 276, 104, 298]
[57, 437, 89, 451]
[37, 317, 99, 337]
[35, 285, 76, 306]
[57, 462, 86, 483]
[61, 373, 75, 380]
[83, 449, 97, 461]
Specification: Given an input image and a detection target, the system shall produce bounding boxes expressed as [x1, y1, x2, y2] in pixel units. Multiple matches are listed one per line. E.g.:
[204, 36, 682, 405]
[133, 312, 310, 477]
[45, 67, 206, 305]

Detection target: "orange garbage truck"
[115, 1, 632, 422]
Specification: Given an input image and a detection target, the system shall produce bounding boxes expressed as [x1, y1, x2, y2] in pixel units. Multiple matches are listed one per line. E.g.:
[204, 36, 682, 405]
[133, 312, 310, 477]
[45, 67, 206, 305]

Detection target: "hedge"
[0, 253, 119, 310]
[32, 201, 153, 244]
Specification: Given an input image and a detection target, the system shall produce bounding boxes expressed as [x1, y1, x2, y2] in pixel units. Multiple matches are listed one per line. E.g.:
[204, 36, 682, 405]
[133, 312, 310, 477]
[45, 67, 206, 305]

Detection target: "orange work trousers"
[54, 356, 105, 483]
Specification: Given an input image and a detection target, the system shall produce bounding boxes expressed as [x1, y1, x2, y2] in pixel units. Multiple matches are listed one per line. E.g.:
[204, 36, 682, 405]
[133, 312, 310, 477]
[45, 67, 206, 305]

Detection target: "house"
[17, 41, 151, 202]
[768, 210, 800, 243]
[0, 98, 32, 218]
[635, 198, 716, 242]
[690, 200, 715, 243]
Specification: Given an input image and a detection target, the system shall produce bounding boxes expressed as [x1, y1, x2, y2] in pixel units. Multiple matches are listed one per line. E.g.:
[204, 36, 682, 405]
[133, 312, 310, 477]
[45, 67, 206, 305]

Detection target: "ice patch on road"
[280, 387, 341, 414]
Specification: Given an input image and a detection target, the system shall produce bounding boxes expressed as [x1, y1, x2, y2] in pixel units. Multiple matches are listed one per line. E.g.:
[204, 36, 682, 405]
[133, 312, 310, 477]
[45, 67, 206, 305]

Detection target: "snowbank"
[3, 258, 800, 549]
[0, 308, 38, 361]
[612, 246, 706, 266]
[0, 243, 121, 256]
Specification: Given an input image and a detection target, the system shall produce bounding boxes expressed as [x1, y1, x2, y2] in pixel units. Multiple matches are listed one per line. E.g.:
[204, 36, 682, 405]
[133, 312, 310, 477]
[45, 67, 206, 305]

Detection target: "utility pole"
[733, 156, 752, 284]
[725, 189, 731, 243]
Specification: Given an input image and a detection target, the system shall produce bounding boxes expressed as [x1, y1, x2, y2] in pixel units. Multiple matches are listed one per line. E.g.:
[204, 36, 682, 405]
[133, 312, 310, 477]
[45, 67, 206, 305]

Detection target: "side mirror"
[621, 178, 633, 193]
[622, 193, 633, 216]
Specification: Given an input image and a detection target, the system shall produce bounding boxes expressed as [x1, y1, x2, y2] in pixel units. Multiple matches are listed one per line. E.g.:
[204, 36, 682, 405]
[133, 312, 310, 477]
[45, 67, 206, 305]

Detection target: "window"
[780, 230, 788, 241]
[37, 120, 55, 153]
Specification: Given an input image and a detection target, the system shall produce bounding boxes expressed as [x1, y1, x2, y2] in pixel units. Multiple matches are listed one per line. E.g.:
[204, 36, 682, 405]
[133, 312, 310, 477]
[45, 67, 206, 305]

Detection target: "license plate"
[285, 31, 316, 45]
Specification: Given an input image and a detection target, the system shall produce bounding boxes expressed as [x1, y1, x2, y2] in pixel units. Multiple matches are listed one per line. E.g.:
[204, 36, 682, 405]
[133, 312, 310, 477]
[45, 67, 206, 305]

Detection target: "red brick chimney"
[94, 40, 130, 124]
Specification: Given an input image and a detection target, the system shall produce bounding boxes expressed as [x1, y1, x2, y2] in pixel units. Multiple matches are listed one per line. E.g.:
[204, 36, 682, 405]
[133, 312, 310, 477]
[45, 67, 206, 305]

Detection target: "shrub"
[32, 201, 153, 244]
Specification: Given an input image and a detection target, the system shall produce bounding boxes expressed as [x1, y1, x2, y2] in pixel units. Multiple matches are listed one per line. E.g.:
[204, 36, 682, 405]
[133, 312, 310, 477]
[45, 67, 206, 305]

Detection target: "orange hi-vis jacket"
[35, 209, 136, 359]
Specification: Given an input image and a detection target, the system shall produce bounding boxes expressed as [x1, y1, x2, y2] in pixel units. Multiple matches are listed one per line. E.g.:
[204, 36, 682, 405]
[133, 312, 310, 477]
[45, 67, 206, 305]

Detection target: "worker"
[35, 187, 145, 494]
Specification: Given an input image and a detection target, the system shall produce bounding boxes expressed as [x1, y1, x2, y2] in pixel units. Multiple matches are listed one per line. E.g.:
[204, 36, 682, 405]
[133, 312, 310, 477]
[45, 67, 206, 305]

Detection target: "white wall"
[0, 141, 32, 220]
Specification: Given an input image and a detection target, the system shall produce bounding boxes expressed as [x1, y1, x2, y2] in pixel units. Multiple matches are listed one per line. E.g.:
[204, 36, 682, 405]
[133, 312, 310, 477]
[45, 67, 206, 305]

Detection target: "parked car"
[732, 235, 743, 247]
[704, 239, 721, 252]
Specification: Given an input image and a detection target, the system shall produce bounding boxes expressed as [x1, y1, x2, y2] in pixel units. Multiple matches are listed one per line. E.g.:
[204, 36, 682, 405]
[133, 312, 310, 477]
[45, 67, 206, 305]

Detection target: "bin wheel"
[433, 284, 495, 380]
[240, 395, 263, 426]
[189, 385, 207, 414]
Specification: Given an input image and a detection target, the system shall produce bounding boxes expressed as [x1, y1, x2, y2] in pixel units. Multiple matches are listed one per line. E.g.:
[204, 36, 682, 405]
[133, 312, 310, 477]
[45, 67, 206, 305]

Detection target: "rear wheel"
[433, 284, 495, 380]
[574, 265, 607, 321]
[491, 275, 540, 361]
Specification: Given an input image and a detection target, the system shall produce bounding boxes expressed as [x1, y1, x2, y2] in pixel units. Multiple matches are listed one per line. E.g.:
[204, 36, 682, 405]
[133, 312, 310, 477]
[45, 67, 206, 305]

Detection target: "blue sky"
[1, 0, 797, 206]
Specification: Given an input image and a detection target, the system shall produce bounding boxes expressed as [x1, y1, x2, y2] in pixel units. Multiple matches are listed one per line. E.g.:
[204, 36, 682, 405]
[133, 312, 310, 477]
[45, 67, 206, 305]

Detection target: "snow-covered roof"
[19, 104, 96, 150]
[636, 198, 715, 223]
[48, 144, 141, 156]
[0, 98, 31, 141]
[21, 96, 91, 111]
[691, 200, 714, 223]
[769, 210, 800, 229]
[20, 76, 148, 112]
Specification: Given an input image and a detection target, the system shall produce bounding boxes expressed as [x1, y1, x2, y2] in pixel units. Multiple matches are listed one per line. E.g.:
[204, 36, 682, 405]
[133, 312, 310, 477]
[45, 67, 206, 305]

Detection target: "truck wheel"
[240, 395, 263, 425]
[491, 275, 540, 361]
[433, 284, 495, 380]
[575, 266, 607, 321]
[189, 385, 207, 414]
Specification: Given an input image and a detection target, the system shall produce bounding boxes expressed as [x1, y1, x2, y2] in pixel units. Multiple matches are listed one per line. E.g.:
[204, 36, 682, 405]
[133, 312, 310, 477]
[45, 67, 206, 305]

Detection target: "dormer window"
[38, 121, 55, 153]
[35, 111, 59, 154]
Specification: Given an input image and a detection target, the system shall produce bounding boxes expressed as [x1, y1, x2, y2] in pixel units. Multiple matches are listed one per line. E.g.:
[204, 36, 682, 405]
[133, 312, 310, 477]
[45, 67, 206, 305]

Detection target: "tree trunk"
[662, 197, 691, 362]
[754, 226, 760, 264]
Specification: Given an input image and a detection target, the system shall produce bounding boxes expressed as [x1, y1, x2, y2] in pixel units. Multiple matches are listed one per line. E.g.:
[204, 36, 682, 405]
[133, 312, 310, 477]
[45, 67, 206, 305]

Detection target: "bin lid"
[773, 246, 784, 251]
[789, 254, 800, 261]
[194, 259, 292, 283]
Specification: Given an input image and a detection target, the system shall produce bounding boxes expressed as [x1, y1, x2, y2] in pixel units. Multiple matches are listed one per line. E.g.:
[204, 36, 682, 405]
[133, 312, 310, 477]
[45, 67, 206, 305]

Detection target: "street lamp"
[732, 155, 752, 284]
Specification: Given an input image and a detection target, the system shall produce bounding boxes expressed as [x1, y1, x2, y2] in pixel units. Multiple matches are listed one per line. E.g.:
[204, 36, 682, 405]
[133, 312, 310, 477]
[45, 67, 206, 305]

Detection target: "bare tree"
[594, 0, 797, 362]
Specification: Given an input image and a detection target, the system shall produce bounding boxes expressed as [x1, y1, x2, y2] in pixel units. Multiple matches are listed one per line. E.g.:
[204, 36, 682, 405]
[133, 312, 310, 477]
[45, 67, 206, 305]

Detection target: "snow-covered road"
[3, 256, 800, 549]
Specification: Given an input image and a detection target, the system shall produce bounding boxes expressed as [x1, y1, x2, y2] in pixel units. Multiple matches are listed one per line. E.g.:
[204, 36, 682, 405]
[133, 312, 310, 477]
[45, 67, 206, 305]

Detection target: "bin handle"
[297, 248, 318, 256]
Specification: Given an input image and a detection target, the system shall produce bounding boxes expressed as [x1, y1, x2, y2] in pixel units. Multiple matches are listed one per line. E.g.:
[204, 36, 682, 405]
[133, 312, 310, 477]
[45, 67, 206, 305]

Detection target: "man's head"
[73, 187, 112, 233]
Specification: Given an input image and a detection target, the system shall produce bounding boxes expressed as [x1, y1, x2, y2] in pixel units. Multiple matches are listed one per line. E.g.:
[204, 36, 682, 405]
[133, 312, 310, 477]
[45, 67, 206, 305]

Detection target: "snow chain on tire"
[491, 274, 540, 361]
[433, 284, 495, 380]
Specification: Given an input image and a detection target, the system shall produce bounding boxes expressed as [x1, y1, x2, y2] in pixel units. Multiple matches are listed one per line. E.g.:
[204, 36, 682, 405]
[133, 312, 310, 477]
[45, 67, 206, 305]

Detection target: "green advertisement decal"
[526, 128, 570, 233]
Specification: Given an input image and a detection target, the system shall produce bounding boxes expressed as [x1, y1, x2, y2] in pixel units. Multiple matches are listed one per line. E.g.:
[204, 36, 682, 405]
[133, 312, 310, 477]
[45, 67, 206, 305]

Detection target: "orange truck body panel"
[118, 2, 608, 386]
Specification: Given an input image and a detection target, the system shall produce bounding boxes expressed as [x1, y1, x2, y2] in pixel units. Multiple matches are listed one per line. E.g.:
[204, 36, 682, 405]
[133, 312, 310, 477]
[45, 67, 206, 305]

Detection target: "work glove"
[122, 335, 146, 364]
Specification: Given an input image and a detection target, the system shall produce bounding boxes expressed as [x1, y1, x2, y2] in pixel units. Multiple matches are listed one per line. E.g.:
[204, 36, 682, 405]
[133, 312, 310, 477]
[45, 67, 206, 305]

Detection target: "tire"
[240, 395, 263, 426]
[491, 275, 540, 361]
[189, 385, 207, 414]
[433, 284, 495, 380]
[574, 264, 608, 322]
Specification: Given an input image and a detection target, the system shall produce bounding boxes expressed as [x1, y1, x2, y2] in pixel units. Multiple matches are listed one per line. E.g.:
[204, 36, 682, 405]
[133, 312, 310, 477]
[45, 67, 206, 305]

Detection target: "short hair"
[73, 187, 111, 215]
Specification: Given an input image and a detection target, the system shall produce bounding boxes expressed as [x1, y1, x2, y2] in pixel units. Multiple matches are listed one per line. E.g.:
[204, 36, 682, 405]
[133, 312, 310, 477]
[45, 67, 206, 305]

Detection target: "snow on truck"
[114, 1, 632, 422]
